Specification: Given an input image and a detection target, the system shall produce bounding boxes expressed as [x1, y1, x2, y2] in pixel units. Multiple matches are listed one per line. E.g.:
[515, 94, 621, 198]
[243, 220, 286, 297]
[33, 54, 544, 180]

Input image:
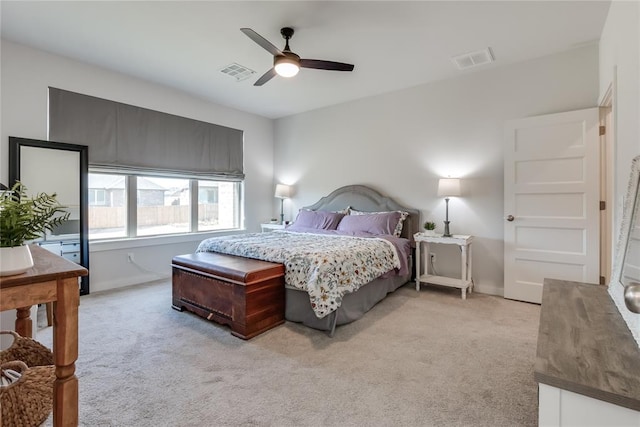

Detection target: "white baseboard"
[90, 273, 170, 294]
[475, 282, 503, 297]
[91, 274, 505, 300]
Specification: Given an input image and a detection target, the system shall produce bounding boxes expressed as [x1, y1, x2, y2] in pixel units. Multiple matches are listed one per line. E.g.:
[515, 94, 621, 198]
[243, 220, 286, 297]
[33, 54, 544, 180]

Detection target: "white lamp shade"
[275, 184, 291, 199]
[437, 178, 461, 197]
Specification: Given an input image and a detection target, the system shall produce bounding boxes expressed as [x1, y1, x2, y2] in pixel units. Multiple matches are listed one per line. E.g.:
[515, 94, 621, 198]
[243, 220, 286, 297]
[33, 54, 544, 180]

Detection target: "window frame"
[88, 170, 243, 240]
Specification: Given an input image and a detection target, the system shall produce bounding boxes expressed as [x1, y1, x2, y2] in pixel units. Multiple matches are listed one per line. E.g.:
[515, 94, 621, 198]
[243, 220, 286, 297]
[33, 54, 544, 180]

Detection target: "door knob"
[506, 215, 515, 222]
[624, 282, 640, 314]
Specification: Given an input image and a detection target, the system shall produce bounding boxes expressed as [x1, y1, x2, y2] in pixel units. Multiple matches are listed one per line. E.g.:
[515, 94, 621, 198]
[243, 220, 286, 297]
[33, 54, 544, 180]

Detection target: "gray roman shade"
[48, 87, 244, 180]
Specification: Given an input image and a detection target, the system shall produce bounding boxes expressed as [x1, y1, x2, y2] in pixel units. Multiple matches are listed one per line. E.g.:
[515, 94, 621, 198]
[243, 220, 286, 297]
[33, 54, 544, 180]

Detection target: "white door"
[504, 108, 600, 303]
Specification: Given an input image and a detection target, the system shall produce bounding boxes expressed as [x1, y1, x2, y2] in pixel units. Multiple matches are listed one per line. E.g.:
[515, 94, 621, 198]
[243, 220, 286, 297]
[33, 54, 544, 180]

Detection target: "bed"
[197, 185, 420, 335]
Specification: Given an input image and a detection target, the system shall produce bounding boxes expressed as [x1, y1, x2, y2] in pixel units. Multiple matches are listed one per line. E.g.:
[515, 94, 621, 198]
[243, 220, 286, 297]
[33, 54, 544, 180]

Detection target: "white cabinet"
[539, 384, 640, 427]
[39, 240, 81, 264]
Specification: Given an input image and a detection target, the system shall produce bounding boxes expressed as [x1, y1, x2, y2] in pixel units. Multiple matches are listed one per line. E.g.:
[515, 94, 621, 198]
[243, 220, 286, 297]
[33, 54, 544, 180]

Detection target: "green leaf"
[0, 181, 71, 247]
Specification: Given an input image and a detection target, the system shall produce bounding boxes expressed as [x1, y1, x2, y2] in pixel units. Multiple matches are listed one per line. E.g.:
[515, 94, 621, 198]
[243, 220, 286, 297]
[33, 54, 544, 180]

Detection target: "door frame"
[600, 80, 616, 286]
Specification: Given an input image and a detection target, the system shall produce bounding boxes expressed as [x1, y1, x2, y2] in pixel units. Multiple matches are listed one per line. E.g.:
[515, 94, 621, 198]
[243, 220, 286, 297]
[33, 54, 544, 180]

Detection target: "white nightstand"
[414, 233, 474, 299]
[260, 223, 285, 232]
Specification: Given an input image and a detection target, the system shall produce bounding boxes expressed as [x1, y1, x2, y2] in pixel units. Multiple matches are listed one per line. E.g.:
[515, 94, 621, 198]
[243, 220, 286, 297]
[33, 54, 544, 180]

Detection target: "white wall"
[599, 0, 640, 229]
[0, 40, 275, 295]
[274, 46, 600, 296]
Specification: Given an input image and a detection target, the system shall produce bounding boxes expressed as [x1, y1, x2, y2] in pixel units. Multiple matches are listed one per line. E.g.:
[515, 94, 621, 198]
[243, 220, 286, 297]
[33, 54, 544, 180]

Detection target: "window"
[88, 172, 241, 240]
[89, 189, 106, 206]
[49, 88, 245, 242]
[88, 173, 127, 239]
[137, 177, 189, 236]
[198, 180, 237, 232]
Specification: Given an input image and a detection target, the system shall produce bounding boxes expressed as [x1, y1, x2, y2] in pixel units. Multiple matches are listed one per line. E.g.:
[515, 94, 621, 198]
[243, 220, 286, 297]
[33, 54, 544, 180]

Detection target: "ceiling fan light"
[274, 57, 299, 78]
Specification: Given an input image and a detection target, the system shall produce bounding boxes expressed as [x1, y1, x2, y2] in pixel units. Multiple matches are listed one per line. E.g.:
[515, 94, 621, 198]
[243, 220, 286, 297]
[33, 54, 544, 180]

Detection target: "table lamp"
[437, 178, 461, 237]
[274, 184, 291, 224]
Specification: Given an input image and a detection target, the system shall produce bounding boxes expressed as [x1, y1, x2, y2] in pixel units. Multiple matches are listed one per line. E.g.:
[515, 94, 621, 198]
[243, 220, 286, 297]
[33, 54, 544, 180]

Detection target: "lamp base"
[280, 199, 285, 225]
[443, 221, 452, 237]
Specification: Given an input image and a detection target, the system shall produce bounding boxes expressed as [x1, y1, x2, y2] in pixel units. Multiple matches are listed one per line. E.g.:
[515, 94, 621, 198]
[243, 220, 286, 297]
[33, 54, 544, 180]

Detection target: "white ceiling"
[1, 1, 611, 119]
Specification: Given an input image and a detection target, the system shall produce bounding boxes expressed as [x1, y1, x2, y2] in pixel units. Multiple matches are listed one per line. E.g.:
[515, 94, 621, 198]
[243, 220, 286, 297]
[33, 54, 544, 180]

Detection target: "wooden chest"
[171, 252, 285, 339]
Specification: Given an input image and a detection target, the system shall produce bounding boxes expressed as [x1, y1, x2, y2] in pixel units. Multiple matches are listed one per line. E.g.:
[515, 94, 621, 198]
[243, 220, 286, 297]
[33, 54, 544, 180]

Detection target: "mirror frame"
[8, 136, 90, 295]
[609, 154, 640, 346]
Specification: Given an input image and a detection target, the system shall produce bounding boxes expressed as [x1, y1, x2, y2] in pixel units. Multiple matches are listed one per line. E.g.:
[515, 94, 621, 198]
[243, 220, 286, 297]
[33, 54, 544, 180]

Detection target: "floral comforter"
[196, 230, 405, 318]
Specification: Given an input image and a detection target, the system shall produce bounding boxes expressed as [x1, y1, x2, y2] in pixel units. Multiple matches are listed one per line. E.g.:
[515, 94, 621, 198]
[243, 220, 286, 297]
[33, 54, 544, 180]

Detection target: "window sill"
[89, 229, 246, 252]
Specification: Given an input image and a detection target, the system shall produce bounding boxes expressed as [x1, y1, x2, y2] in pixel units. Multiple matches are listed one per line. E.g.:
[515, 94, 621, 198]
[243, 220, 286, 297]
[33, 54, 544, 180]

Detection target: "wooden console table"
[535, 278, 640, 426]
[0, 244, 87, 426]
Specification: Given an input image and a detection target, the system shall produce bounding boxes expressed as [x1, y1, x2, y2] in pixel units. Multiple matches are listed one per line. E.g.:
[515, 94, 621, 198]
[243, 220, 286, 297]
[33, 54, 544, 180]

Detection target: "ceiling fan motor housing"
[274, 51, 301, 67]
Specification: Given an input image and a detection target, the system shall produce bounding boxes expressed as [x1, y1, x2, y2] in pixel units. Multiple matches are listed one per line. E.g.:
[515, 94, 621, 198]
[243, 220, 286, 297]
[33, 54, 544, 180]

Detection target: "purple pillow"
[336, 211, 402, 235]
[349, 209, 409, 237]
[288, 209, 345, 230]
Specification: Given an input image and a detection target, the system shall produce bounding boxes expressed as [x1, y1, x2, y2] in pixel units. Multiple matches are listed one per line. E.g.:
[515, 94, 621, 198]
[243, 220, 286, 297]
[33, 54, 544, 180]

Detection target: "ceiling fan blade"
[254, 68, 277, 86]
[300, 59, 354, 72]
[240, 28, 282, 57]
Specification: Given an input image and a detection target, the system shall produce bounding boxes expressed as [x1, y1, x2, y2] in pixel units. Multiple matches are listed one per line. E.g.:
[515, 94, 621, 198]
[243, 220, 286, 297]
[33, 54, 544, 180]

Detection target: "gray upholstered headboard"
[303, 185, 421, 243]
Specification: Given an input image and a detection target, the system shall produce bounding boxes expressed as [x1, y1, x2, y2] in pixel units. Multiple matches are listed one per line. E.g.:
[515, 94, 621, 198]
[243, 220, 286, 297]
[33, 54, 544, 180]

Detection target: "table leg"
[424, 242, 431, 277]
[468, 243, 473, 293]
[53, 277, 79, 427]
[461, 245, 468, 283]
[47, 302, 54, 326]
[415, 241, 421, 291]
[461, 244, 469, 300]
[15, 306, 33, 338]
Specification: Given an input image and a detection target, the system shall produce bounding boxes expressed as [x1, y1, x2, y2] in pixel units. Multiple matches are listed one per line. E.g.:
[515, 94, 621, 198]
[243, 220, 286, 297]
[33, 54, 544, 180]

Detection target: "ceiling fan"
[240, 27, 355, 86]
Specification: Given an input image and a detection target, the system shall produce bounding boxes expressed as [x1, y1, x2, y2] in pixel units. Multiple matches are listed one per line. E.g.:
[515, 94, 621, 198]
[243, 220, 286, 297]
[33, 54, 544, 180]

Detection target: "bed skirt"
[285, 272, 410, 332]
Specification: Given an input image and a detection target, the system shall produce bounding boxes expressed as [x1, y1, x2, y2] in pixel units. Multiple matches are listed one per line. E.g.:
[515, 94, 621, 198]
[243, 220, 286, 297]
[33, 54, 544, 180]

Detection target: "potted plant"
[0, 182, 70, 276]
[423, 220, 437, 236]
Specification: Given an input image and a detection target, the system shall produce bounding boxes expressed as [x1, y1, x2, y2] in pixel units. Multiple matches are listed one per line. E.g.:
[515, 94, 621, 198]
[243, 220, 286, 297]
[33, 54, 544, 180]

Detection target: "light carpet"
[38, 280, 540, 426]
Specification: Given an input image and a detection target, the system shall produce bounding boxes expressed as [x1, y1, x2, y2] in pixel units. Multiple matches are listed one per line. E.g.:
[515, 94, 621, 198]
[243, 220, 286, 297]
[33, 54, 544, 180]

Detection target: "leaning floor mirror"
[609, 155, 640, 347]
[8, 136, 90, 295]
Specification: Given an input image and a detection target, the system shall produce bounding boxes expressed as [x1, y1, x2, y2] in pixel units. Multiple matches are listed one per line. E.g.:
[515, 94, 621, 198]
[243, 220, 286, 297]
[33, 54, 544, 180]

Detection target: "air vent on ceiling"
[451, 48, 494, 70]
[220, 63, 256, 82]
